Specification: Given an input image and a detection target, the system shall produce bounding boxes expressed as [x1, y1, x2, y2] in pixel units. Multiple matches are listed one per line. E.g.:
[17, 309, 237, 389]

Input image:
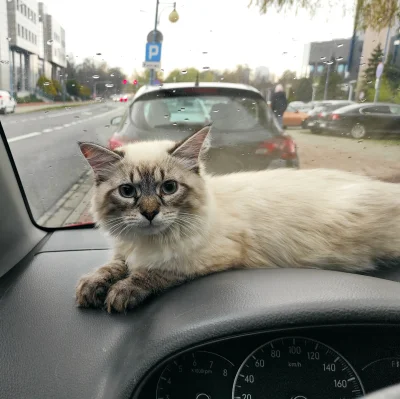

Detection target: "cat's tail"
[359, 167, 400, 183]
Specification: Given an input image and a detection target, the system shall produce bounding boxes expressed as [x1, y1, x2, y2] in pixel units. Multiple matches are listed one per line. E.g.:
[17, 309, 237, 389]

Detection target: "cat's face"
[79, 126, 210, 239]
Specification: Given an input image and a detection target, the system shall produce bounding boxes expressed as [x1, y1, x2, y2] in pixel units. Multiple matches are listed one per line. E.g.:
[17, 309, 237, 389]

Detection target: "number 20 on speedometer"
[232, 337, 364, 399]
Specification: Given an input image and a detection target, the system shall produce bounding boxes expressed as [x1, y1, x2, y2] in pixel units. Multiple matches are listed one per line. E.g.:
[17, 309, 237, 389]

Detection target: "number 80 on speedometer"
[232, 337, 364, 399]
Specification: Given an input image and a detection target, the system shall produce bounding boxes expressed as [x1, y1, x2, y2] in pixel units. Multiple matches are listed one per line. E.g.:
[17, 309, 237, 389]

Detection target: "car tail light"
[256, 136, 297, 160]
[331, 113, 340, 120]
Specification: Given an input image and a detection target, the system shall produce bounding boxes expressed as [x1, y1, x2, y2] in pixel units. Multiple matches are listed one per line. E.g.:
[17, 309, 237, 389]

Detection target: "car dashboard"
[138, 325, 400, 398]
[2, 229, 400, 399]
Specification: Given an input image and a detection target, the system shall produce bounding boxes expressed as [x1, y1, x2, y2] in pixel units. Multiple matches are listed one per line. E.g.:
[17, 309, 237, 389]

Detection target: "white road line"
[6, 108, 118, 143]
[8, 132, 41, 143]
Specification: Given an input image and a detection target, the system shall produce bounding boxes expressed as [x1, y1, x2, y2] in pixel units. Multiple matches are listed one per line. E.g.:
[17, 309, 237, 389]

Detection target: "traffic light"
[133, 79, 138, 85]
[122, 79, 127, 85]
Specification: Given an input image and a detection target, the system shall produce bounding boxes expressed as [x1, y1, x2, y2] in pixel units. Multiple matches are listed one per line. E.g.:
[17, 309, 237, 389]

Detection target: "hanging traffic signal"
[122, 79, 127, 85]
[133, 79, 138, 85]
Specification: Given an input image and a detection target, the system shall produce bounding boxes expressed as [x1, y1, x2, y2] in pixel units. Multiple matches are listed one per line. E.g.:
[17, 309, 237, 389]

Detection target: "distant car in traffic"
[283, 104, 310, 128]
[305, 100, 354, 133]
[0, 90, 16, 114]
[108, 82, 300, 173]
[322, 103, 400, 139]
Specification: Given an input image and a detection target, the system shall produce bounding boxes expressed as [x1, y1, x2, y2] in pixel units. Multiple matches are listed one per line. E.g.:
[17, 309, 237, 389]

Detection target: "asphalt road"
[0, 102, 126, 222]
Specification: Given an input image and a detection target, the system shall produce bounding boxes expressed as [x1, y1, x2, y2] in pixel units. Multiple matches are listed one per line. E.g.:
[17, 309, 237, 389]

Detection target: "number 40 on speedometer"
[232, 337, 364, 399]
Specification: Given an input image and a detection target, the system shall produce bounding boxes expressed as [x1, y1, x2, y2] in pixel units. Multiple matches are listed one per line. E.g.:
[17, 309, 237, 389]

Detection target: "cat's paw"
[105, 279, 144, 313]
[76, 272, 111, 308]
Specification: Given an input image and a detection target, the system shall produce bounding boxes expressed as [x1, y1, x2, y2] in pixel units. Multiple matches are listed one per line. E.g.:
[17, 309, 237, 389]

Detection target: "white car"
[0, 90, 16, 114]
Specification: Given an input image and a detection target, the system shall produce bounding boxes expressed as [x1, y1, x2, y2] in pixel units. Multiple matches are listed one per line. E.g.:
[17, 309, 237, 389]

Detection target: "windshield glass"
[1, 0, 400, 228]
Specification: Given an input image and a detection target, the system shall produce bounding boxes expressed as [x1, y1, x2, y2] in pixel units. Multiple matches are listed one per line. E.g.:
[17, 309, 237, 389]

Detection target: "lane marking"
[8, 132, 41, 143]
[6, 108, 118, 143]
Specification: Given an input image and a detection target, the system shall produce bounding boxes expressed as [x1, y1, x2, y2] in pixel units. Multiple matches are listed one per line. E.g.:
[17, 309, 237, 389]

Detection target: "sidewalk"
[16, 101, 93, 114]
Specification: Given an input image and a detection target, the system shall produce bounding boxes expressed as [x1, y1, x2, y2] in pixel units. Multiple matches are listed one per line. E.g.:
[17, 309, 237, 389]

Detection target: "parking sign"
[145, 42, 162, 62]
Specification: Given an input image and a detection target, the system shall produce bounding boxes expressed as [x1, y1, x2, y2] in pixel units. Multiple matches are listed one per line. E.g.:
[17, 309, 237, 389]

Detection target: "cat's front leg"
[105, 269, 188, 313]
[76, 257, 128, 308]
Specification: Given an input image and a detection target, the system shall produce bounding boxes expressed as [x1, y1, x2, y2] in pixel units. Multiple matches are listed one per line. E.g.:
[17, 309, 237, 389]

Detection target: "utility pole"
[323, 63, 331, 100]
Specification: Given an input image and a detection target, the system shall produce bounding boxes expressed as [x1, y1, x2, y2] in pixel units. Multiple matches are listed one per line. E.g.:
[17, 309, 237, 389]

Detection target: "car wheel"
[350, 123, 366, 139]
[0, 108, 5, 115]
[11, 106, 15, 113]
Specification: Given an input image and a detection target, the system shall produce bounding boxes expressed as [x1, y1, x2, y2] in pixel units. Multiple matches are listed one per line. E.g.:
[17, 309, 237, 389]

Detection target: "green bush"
[15, 94, 44, 104]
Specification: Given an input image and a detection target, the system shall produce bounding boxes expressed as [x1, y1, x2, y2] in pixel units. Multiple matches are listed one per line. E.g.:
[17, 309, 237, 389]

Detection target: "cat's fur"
[76, 126, 400, 312]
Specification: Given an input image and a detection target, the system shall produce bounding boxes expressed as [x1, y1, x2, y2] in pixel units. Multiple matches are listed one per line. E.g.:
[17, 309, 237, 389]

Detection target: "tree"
[315, 58, 345, 100]
[66, 79, 80, 96]
[164, 68, 199, 83]
[384, 54, 400, 95]
[292, 78, 313, 101]
[37, 75, 57, 97]
[279, 70, 296, 87]
[364, 44, 383, 84]
[249, 0, 400, 31]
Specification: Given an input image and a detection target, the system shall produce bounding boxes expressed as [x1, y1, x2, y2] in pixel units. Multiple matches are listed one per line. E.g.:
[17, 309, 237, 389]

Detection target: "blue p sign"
[146, 42, 162, 62]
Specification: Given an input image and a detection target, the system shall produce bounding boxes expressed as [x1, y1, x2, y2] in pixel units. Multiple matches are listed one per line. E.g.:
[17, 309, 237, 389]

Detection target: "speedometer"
[232, 337, 364, 399]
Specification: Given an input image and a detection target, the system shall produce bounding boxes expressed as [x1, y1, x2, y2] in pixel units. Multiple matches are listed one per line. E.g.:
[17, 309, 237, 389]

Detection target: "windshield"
[0, 0, 400, 229]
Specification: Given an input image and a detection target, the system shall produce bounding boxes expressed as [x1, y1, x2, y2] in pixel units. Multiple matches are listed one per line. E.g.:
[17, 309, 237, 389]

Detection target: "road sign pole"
[149, 0, 160, 85]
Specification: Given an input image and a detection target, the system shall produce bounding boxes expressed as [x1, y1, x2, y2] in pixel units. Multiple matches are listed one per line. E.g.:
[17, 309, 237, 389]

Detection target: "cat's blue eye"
[118, 184, 137, 198]
[161, 180, 178, 195]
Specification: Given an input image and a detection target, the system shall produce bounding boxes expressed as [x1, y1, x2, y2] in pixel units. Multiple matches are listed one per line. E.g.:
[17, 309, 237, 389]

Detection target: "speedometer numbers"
[156, 350, 235, 399]
[233, 337, 364, 399]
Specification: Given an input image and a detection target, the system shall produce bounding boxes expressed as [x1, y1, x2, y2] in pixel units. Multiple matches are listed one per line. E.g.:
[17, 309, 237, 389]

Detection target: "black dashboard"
[2, 230, 400, 399]
[137, 325, 400, 398]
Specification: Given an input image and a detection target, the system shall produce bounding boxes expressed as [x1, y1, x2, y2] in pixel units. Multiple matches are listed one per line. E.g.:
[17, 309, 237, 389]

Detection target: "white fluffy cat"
[76, 126, 400, 312]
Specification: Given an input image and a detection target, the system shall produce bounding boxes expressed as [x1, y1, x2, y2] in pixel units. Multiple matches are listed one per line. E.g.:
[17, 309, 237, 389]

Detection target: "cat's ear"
[78, 142, 123, 180]
[170, 125, 211, 171]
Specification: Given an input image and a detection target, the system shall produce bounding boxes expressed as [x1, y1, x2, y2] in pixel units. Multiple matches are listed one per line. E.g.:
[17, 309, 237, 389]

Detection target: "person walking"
[271, 84, 287, 128]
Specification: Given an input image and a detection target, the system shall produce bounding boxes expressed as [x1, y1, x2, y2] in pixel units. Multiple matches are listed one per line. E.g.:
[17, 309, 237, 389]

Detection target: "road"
[0, 102, 125, 222]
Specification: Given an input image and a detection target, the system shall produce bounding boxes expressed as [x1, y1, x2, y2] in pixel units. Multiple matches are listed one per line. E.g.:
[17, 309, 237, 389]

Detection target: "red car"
[108, 82, 299, 172]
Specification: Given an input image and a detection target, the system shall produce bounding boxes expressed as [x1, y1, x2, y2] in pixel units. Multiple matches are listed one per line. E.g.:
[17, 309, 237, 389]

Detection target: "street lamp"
[149, 1, 179, 85]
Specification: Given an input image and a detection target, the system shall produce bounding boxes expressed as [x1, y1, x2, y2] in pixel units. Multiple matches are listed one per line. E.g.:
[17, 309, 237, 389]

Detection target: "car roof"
[133, 82, 263, 101]
[335, 102, 400, 113]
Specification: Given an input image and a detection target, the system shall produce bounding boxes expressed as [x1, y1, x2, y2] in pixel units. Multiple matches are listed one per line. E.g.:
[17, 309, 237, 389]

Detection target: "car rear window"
[127, 87, 277, 135]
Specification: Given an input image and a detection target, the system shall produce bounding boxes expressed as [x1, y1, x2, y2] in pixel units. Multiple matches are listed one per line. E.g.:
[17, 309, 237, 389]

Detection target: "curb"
[38, 170, 94, 227]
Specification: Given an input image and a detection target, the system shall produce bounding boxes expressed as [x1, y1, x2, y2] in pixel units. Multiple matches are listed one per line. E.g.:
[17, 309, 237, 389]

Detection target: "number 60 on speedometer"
[232, 337, 364, 399]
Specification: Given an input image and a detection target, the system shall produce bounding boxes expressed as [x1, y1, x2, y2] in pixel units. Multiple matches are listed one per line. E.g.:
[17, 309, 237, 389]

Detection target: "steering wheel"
[364, 383, 400, 398]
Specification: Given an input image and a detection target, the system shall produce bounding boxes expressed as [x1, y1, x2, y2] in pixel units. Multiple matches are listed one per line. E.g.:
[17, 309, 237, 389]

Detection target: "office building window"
[317, 65, 324, 73]
[16, 0, 20, 11]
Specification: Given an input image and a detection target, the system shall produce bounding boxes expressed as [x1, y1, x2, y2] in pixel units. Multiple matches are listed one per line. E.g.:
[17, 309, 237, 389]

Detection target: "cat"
[76, 126, 400, 313]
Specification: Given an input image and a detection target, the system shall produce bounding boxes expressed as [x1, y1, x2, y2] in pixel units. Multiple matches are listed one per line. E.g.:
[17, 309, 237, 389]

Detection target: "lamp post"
[348, 80, 357, 101]
[149, 1, 179, 85]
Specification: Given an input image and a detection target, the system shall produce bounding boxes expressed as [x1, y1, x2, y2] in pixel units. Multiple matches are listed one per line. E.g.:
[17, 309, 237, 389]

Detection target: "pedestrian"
[271, 84, 287, 128]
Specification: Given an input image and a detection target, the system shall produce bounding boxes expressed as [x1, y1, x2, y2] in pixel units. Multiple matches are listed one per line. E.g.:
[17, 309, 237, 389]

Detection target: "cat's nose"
[141, 210, 159, 221]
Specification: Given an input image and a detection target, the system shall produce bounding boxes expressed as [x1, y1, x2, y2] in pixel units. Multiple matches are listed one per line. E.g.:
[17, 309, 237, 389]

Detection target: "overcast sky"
[43, 0, 356, 77]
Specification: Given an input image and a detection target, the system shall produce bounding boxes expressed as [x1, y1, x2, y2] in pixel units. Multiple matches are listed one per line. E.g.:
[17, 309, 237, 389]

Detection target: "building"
[39, 2, 66, 80]
[0, 0, 66, 96]
[6, 0, 40, 94]
[0, 0, 11, 91]
[303, 36, 364, 82]
[357, 22, 400, 91]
